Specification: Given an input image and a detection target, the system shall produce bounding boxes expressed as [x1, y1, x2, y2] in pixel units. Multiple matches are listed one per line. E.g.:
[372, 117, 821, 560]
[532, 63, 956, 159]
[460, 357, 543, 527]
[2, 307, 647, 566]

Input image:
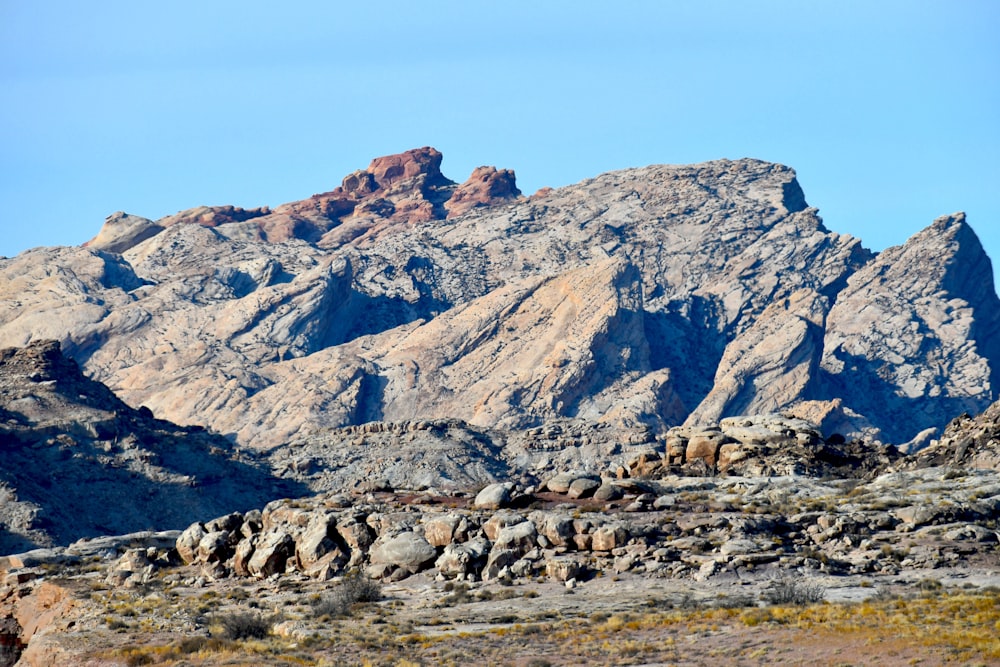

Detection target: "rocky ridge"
[1, 147, 998, 665]
[0, 340, 302, 553]
[2, 149, 996, 457]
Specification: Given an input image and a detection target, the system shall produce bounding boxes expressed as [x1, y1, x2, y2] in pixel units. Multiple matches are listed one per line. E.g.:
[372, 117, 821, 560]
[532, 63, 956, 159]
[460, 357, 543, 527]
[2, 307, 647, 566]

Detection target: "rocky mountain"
[0, 340, 303, 553]
[1, 148, 1000, 665]
[0, 148, 996, 457]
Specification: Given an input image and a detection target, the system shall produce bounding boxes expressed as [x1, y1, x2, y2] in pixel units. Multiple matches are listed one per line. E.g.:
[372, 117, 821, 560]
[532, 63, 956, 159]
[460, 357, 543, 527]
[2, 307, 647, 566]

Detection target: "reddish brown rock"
[158, 205, 270, 228]
[367, 147, 448, 188]
[444, 166, 521, 218]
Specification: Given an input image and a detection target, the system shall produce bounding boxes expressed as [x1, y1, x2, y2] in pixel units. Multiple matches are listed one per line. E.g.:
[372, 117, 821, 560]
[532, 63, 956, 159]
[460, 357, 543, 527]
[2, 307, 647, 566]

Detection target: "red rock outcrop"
[158, 205, 271, 228]
[88, 149, 519, 246]
[366, 146, 450, 189]
[445, 166, 522, 218]
[251, 148, 519, 244]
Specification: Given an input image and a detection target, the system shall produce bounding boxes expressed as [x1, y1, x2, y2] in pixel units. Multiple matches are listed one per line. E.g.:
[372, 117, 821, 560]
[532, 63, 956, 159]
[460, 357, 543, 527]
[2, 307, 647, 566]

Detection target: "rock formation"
[902, 398, 1000, 470]
[1, 150, 998, 458]
[0, 340, 302, 552]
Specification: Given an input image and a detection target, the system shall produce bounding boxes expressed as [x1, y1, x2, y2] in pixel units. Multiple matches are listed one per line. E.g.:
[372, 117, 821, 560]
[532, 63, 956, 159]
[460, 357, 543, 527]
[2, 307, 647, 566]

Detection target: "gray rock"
[545, 473, 577, 494]
[593, 483, 624, 502]
[493, 521, 537, 553]
[567, 478, 601, 500]
[176, 523, 206, 565]
[474, 482, 515, 510]
[435, 537, 491, 578]
[423, 514, 470, 548]
[369, 532, 437, 574]
[546, 556, 585, 582]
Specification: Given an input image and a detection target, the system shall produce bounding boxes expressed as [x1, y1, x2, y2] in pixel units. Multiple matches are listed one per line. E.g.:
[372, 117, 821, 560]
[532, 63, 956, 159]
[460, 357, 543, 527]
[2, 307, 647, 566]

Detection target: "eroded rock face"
[820, 213, 1000, 444]
[444, 166, 521, 218]
[84, 211, 164, 254]
[149, 456, 1000, 585]
[0, 151, 997, 463]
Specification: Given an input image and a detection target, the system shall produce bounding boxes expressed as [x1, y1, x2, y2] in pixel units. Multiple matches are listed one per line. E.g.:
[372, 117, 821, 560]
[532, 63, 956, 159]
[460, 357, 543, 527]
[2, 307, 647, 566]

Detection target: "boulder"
[685, 431, 728, 469]
[567, 478, 601, 500]
[247, 532, 294, 578]
[176, 523, 206, 565]
[474, 482, 515, 510]
[295, 515, 339, 569]
[483, 511, 527, 541]
[593, 483, 624, 502]
[336, 520, 374, 552]
[196, 531, 233, 564]
[493, 521, 537, 553]
[531, 512, 575, 548]
[483, 548, 519, 580]
[423, 514, 470, 548]
[233, 537, 256, 577]
[546, 557, 585, 582]
[591, 524, 629, 552]
[545, 473, 577, 494]
[369, 532, 437, 574]
[435, 538, 491, 578]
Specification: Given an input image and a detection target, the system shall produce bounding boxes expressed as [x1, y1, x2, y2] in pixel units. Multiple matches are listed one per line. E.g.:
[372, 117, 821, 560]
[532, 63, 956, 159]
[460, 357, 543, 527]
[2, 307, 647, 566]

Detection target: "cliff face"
[0, 150, 996, 452]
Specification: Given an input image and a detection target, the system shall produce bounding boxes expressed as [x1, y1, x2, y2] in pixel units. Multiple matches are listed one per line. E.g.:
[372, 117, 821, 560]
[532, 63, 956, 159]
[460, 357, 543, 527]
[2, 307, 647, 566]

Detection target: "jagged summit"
[84, 147, 523, 250]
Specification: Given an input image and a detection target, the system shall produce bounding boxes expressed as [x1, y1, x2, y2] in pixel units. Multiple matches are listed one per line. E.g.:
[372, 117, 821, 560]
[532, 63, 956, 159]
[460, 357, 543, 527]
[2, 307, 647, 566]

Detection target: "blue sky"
[2, 1, 998, 282]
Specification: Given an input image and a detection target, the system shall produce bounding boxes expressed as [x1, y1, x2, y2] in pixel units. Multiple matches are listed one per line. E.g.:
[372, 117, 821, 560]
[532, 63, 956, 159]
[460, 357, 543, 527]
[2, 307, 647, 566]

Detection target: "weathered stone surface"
[820, 213, 1000, 444]
[685, 431, 728, 469]
[473, 482, 514, 510]
[2, 151, 1000, 525]
[483, 511, 527, 541]
[247, 531, 294, 578]
[545, 556, 585, 582]
[434, 538, 490, 578]
[444, 166, 521, 218]
[337, 520, 374, 553]
[196, 531, 233, 564]
[423, 514, 469, 548]
[369, 532, 437, 574]
[0, 153, 900, 462]
[545, 473, 577, 494]
[531, 512, 575, 548]
[591, 524, 628, 552]
[232, 537, 256, 577]
[295, 514, 338, 569]
[593, 483, 624, 502]
[84, 211, 164, 254]
[492, 521, 537, 553]
[176, 523, 206, 565]
[0, 341, 298, 552]
[482, 548, 518, 580]
[567, 477, 601, 499]
[903, 399, 1000, 470]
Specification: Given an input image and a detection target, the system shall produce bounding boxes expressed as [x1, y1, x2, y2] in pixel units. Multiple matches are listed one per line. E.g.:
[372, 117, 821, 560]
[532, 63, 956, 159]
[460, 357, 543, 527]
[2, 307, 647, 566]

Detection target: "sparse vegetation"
[761, 577, 826, 605]
[211, 610, 275, 640]
[311, 570, 382, 618]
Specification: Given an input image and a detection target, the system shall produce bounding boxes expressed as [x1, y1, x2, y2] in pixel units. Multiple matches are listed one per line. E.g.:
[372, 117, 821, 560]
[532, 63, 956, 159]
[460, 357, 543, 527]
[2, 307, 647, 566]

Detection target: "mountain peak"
[365, 146, 450, 189]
